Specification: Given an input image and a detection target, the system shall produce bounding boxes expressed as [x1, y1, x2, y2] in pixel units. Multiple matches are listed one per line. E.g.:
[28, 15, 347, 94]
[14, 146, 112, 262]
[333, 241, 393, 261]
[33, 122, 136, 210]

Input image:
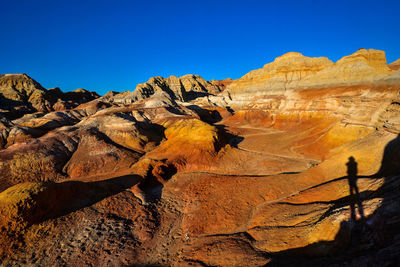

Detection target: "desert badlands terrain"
[0, 48, 400, 266]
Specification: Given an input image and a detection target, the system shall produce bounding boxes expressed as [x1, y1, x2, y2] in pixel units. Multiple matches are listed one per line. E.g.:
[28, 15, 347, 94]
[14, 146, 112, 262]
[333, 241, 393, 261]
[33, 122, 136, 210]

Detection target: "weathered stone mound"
[146, 118, 224, 171]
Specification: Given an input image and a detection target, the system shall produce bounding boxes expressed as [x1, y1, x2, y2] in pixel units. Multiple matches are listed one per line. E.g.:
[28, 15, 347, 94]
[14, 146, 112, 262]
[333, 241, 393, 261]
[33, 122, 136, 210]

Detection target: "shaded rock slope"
[0, 74, 99, 118]
[1, 49, 400, 266]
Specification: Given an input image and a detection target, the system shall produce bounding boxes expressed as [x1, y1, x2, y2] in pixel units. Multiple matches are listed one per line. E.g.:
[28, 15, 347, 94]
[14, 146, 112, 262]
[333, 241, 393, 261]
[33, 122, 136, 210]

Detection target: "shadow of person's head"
[346, 156, 358, 177]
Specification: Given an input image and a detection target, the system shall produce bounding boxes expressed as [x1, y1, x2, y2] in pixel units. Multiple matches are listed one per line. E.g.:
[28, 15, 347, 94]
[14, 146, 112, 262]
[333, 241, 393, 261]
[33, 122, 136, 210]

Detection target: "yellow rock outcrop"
[227, 49, 394, 101]
[228, 52, 332, 96]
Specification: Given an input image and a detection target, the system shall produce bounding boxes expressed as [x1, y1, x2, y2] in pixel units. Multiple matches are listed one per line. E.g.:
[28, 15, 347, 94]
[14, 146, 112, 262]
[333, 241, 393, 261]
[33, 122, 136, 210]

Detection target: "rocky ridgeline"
[109, 74, 222, 104]
[0, 50, 400, 266]
[227, 49, 392, 96]
[0, 74, 99, 115]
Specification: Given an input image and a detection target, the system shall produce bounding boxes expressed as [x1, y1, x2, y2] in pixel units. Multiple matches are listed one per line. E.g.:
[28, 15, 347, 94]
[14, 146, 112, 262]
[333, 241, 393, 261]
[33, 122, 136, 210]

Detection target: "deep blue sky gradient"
[1, 0, 399, 95]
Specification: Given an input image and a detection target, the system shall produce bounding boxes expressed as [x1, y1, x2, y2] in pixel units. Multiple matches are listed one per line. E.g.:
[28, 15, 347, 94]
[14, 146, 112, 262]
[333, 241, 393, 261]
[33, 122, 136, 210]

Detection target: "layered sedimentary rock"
[1, 49, 400, 266]
[226, 49, 393, 104]
[388, 58, 400, 70]
[111, 74, 222, 104]
[227, 52, 333, 97]
[299, 48, 391, 87]
[210, 77, 233, 90]
[223, 49, 399, 132]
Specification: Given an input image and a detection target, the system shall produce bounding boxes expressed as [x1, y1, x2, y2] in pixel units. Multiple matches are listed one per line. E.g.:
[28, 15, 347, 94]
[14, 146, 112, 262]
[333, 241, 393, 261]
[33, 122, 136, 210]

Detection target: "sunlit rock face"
[0, 74, 51, 113]
[226, 52, 332, 100]
[1, 49, 400, 266]
[0, 74, 99, 120]
[389, 58, 400, 71]
[110, 74, 222, 104]
[226, 49, 395, 108]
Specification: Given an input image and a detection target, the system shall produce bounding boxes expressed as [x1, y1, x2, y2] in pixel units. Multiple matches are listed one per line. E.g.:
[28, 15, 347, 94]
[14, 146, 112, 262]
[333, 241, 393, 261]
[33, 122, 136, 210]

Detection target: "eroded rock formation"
[1, 49, 400, 266]
[110, 74, 222, 104]
[389, 58, 400, 71]
[0, 74, 99, 119]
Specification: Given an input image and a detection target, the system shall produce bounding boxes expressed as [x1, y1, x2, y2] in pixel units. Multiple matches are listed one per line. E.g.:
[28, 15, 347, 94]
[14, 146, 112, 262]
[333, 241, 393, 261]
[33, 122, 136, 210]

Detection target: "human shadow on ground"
[267, 134, 400, 266]
[346, 156, 365, 221]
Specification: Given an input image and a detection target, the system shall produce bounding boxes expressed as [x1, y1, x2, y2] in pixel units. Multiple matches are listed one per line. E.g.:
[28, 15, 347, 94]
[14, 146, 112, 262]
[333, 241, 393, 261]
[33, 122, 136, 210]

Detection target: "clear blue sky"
[1, 0, 399, 95]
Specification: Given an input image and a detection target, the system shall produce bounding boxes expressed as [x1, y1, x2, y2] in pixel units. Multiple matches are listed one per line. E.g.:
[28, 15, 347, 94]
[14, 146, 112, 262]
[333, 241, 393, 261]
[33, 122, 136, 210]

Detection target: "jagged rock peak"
[113, 74, 222, 104]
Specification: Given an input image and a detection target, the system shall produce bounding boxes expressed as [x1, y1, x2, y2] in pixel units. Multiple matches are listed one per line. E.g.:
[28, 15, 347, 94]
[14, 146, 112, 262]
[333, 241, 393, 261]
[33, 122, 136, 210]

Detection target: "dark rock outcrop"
[0, 74, 99, 119]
